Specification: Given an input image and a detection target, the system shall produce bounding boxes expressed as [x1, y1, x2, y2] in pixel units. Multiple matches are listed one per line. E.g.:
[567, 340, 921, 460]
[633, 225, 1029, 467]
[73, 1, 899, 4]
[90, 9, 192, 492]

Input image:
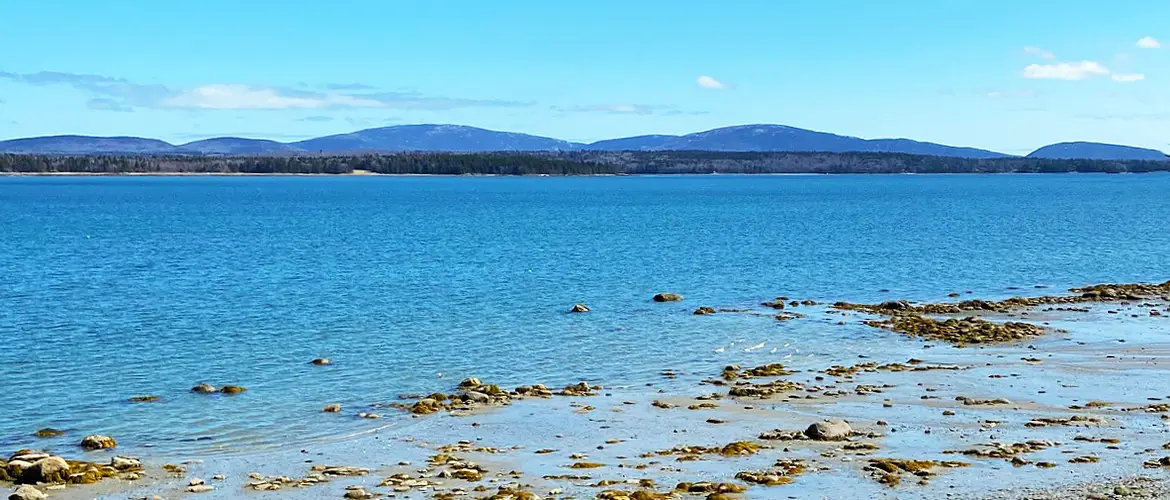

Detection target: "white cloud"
[696, 75, 727, 89]
[1137, 36, 1161, 49]
[1111, 73, 1146, 83]
[1024, 46, 1056, 60]
[160, 84, 383, 110]
[1022, 61, 1110, 80]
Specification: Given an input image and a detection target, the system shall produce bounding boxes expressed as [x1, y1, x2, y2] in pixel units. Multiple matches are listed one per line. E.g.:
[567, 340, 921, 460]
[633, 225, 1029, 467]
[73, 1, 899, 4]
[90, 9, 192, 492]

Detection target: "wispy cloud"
[296, 115, 334, 122]
[984, 89, 1040, 98]
[1137, 36, 1162, 49]
[555, 103, 705, 116]
[323, 83, 377, 91]
[1024, 46, 1056, 60]
[0, 70, 532, 111]
[696, 75, 727, 89]
[1111, 73, 1146, 83]
[1022, 61, 1110, 80]
[1075, 111, 1170, 121]
[86, 98, 134, 112]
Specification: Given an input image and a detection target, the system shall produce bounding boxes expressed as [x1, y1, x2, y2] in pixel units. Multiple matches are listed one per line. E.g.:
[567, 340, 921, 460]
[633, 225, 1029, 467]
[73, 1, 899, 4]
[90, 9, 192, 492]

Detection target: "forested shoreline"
[2, 151, 1168, 175]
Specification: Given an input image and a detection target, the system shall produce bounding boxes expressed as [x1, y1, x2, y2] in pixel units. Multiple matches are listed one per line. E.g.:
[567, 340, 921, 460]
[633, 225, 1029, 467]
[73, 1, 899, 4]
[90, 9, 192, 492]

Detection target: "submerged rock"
[32, 428, 63, 439]
[79, 435, 117, 450]
[652, 293, 683, 302]
[128, 395, 160, 403]
[191, 384, 218, 394]
[220, 385, 248, 394]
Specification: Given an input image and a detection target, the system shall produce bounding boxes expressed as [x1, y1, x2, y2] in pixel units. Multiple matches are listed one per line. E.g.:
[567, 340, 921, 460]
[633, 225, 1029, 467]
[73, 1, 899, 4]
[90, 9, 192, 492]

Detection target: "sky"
[0, 0, 1167, 154]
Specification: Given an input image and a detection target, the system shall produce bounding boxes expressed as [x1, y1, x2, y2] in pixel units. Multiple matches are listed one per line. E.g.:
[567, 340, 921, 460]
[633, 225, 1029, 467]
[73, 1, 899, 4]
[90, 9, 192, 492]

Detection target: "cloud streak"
[1111, 73, 1145, 83]
[1022, 61, 1110, 80]
[555, 104, 706, 116]
[0, 70, 532, 111]
[1024, 46, 1056, 60]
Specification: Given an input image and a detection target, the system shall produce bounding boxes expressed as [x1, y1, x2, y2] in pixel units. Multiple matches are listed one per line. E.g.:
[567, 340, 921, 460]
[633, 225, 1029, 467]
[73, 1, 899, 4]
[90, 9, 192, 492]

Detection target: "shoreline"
[8, 283, 1170, 499]
[2, 171, 1166, 177]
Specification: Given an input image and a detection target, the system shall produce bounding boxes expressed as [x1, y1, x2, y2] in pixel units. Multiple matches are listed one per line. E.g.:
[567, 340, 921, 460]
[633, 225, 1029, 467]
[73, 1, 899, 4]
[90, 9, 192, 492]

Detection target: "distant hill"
[176, 138, 303, 155]
[293, 124, 580, 152]
[0, 135, 175, 154]
[584, 125, 1008, 159]
[1027, 142, 1169, 161]
[1, 125, 1166, 160]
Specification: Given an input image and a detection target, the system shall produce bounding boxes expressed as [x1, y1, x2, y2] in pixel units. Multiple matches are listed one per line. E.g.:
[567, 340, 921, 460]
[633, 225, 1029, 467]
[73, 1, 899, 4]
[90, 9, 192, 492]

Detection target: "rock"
[80, 434, 117, 450]
[311, 358, 332, 366]
[464, 391, 491, 403]
[693, 306, 716, 315]
[1115, 485, 1132, 496]
[32, 428, 63, 438]
[110, 456, 142, 471]
[191, 383, 218, 394]
[344, 487, 374, 499]
[459, 378, 483, 388]
[323, 404, 342, 413]
[17, 456, 70, 484]
[189, 478, 205, 486]
[186, 485, 214, 493]
[220, 385, 247, 394]
[8, 485, 46, 500]
[212, 475, 225, 480]
[569, 304, 590, 313]
[805, 420, 853, 441]
[128, 395, 160, 403]
[653, 293, 683, 302]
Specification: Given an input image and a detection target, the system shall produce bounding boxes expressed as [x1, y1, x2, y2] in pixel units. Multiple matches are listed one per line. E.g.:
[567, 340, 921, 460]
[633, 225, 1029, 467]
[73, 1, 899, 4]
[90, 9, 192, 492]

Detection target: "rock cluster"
[0, 450, 142, 486]
[863, 458, 968, 486]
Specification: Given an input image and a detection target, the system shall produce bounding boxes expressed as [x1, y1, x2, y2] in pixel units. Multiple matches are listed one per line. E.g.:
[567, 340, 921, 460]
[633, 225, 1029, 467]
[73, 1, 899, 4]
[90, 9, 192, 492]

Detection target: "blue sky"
[0, 0, 1167, 154]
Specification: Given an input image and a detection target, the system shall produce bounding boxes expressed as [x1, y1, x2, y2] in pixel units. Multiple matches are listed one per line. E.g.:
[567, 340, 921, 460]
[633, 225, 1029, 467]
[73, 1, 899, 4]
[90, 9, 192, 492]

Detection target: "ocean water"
[2, 173, 1169, 460]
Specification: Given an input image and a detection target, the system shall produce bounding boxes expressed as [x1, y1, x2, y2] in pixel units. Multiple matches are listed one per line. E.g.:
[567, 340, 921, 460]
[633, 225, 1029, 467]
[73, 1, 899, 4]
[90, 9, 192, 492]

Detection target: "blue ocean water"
[1, 174, 1168, 458]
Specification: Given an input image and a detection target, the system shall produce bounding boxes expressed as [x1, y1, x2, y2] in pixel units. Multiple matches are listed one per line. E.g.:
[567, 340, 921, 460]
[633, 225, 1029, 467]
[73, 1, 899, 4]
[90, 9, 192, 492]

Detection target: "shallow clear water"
[2, 173, 1169, 458]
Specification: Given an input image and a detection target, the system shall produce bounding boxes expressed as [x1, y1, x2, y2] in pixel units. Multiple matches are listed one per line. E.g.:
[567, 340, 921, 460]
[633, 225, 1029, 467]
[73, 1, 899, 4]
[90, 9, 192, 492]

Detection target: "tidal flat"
[8, 282, 1170, 500]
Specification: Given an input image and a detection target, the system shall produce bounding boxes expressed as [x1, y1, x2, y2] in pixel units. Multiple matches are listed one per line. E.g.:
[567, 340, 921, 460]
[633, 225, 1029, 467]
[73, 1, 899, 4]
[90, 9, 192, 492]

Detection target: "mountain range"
[0, 124, 1166, 161]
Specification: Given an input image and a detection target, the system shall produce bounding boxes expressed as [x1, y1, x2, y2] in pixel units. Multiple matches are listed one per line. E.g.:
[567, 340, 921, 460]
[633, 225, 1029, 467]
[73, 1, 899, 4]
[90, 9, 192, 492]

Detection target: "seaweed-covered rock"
[220, 385, 247, 394]
[79, 435, 117, 450]
[32, 429, 63, 439]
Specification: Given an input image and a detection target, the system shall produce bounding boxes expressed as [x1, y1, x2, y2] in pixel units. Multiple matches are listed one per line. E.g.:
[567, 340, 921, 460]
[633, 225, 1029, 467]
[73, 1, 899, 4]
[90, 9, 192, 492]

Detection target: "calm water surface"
[1, 174, 1168, 457]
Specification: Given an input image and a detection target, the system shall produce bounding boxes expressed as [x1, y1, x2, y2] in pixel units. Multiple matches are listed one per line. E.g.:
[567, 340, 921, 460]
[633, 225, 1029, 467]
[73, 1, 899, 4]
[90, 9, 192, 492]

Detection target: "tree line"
[2, 151, 1168, 175]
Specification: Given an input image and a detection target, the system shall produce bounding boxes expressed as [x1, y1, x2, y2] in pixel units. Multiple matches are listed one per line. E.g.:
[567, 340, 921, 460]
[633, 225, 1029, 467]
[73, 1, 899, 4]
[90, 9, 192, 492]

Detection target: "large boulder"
[653, 293, 684, 302]
[79, 435, 117, 450]
[9, 485, 47, 500]
[805, 420, 853, 441]
[17, 456, 70, 484]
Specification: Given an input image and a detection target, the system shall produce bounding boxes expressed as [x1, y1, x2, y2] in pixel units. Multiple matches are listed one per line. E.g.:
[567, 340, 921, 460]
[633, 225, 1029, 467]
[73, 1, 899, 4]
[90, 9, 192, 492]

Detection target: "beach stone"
[191, 383, 218, 394]
[653, 293, 683, 302]
[80, 434, 117, 450]
[186, 484, 214, 493]
[569, 304, 590, 313]
[8, 485, 46, 500]
[323, 404, 342, 413]
[110, 456, 142, 471]
[805, 420, 853, 440]
[17, 456, 69, 484]
[311, 358, 332, 366]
